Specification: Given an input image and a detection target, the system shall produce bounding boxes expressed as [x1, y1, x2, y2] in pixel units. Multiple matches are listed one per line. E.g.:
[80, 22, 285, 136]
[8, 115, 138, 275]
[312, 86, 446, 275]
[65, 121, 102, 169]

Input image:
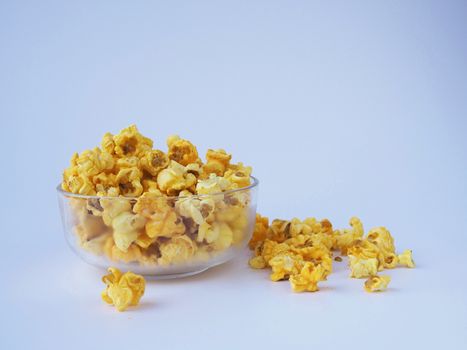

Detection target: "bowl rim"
[56, 175, 259, 200]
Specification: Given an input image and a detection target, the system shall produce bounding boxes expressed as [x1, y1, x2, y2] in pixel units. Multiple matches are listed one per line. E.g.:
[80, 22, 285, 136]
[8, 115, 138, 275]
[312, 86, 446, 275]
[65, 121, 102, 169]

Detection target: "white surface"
[1, 0, 466, 349]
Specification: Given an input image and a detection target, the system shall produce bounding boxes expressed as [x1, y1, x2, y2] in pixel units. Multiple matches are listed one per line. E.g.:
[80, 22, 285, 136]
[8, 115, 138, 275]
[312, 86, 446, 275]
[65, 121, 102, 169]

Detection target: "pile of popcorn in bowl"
[58, 125, 258, 277]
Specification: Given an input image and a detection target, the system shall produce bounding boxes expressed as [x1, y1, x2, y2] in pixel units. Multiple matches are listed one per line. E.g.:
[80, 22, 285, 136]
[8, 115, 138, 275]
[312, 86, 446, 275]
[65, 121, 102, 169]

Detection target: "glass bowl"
[57, 177, 258, 278]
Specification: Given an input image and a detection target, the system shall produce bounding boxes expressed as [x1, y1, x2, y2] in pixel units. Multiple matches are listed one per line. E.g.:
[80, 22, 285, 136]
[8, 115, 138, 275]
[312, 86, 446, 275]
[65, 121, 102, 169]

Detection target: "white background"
[1, 1, 466, 349]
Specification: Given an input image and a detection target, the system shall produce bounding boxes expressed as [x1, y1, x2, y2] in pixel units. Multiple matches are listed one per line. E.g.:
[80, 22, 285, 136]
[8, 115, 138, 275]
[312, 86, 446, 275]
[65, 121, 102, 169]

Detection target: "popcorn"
[101, 267, 145, 311]
[348, 256, 379, 278]
[269, 252, 304, 281]
[167, 135, 199, 166]
[157, 161, 197, 195]
[101, 132, 115, 155]
[101, 198, 132, 226]
[398, 249, 415, 268]
[223, 163, 252, 189]
[364, 275, 391, 292]
[113, 125, 153, 157]
[248, 214, 269, 249]
[115, 167, 143, 197]
[259, 239, 292, 264]
[145, 207, 185, 239]
[203, 149, 231, 176]
[76, 148, 115, 178]
[266, 219, 291, 243]
[196, 174, 231, 195]
[249, 214, 414, 294]
[289, 262, 327, 293]
[159, 235, 197, 265]
[249, 255, 267, 269]
[175, 195, 215, 225]
[139, 149, 169, 176]
[111, 211, 146, 252]
[334, 217, 364, 254]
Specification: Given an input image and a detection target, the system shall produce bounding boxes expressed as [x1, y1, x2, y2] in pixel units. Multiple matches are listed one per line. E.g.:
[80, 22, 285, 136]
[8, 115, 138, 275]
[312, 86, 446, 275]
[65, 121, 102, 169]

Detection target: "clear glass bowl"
[57, 177, 258, 278]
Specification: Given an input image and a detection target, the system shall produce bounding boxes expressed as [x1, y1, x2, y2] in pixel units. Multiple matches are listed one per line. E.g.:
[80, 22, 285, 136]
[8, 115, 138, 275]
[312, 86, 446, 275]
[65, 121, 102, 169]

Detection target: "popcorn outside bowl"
[57, 177, 258, 278]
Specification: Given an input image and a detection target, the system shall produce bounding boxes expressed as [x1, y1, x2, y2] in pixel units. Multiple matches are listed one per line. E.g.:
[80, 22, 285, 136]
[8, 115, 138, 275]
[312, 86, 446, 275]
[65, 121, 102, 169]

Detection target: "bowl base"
[146, 267, 210, 280]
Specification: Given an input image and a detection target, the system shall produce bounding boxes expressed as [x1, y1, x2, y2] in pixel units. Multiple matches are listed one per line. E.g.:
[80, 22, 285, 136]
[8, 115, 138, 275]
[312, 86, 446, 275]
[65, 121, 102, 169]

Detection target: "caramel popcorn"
[364, 275, 391, 292]
[249, 215, 414, 293]
[61, 125, 255, 269]
[101, 267, 146, 311]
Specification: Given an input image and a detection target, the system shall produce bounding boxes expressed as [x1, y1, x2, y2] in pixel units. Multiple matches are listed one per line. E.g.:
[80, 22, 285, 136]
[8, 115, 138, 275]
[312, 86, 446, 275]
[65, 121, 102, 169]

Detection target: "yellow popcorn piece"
[158, 235, 197, 265]
[101, 132, 115, 155]
[175, 195, 215, 225]
[93, 173, 119, 196]
[63, 172, 96, 195]
[134, 194, 186, 239]
[347, 239, 380, 260]
[103, 236, 148, 263]
[196, 173, 231, 195]
[249, 255, 267, 269]
[197, 221, 234, 250]
[292, 246, 333, 278]
[289, 262, 327, 293]
[248, 214, 269, 249]
[382, 253, 398, 269]
[101, 267, 146, 312]
[334, 217, 364, 254]
[367, 227, 395, 256]
[100, 198, 132, 226]
[133, 192, 168, 218]
[203, 149, 232, 176]
[75, 148, 115, 178]
[348, 256, 379, 278]
[212, 222, 234, 250]
[266, 219, 292, 243]
[141, 179, 162, 194]
[157, 160, 197, 195]
[115, 167, 143, 197]
[223, 162, 252, 189]
[111, 211, 146, 252]
[269, 252, 304, 281]
[167, 135, 199, 166]
[398, 249, 415, 268]
[113, 124, 153, 157]
[258, 239, 292, 264]
[139, 149, 169, 176]
[364, 275, 391, 292]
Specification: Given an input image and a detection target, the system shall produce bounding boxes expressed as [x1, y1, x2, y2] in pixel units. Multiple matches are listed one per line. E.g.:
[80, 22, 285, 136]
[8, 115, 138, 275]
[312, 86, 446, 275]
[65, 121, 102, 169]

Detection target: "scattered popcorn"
[398, 249, 415, 268]
[101, 267, 146, 311]
[269, 252, 304, 281]
[289, 262, 327, 292]
[61, 125, 255, 268]
[249, 215, 414, 293]
[364, 275, 391, 292]
[348, 256, 379, 278]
